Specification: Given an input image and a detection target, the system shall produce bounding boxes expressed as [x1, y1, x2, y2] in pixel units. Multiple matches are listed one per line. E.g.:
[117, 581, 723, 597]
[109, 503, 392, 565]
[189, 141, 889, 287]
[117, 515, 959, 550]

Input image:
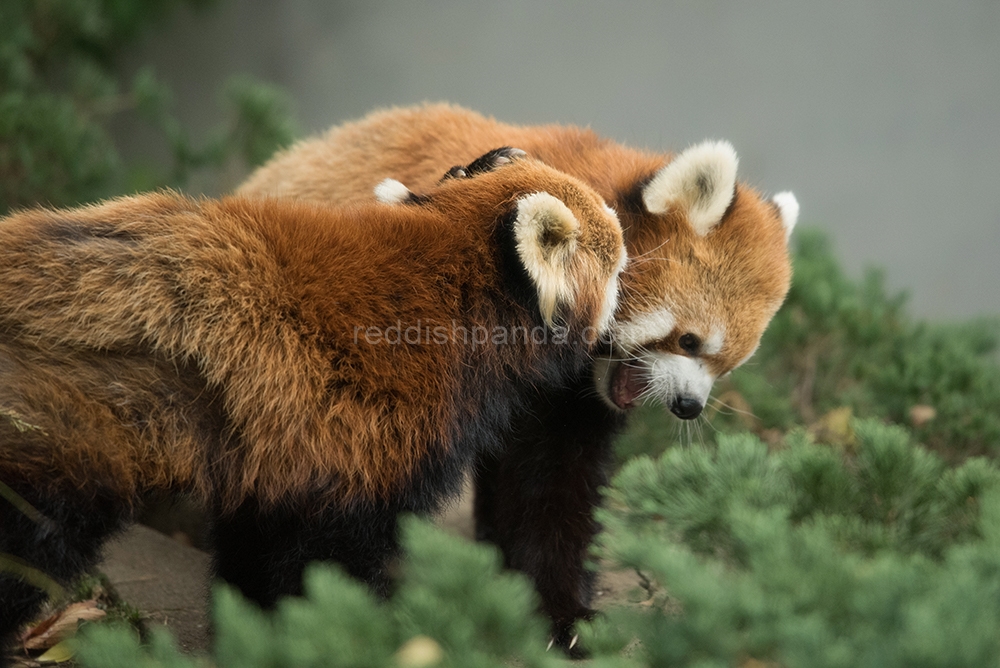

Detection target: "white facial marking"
[703, 326, 725, 356]
[644, 353, 714, 408]
[592, 351, 716, 414]
[613, 308, 676, 350]
[596, 245, 628, 335]
[373, 178, 413, 204]
[771, 191, 799, 238]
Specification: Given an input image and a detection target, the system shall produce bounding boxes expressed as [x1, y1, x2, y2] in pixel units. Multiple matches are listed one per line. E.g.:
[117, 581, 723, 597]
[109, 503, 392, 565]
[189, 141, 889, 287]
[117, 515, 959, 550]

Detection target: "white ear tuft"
[771, 191, 799, 238]
[642, 140, 739, 236]
[373, 178, 413, 204]
[513, 192, 581, 328]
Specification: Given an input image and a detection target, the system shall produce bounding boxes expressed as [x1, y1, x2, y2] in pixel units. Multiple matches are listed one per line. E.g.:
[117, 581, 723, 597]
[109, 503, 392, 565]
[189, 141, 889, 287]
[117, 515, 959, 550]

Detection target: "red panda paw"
[545, 607, 596, 659]
[376, 147, 529, 204]
[441, 146, 528, 181]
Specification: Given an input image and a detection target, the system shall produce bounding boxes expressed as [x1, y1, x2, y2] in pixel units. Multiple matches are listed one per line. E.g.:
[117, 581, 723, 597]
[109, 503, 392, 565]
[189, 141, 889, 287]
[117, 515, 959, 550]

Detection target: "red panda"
[0, 150, 625, 662]
[238, 104, 798, 654]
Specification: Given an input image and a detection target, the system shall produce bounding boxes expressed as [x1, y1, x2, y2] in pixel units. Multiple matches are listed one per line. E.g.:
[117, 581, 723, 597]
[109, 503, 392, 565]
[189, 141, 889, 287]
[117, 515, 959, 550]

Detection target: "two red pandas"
[0, 150, 626, 662]
[239, 103, 798, 653]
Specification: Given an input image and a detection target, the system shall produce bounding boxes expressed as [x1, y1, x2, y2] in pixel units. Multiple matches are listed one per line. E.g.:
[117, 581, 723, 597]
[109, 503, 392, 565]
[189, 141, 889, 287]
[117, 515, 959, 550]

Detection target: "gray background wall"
[122, 0, 1000, 321]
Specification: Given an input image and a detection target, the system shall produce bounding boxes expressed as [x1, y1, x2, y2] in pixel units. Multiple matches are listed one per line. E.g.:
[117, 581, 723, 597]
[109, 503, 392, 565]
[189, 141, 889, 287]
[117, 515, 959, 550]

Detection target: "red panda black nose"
[671, 397, 703, 420]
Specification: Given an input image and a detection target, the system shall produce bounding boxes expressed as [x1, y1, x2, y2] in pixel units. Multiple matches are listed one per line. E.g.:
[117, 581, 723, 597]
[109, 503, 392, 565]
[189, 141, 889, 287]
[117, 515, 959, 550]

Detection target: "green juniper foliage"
[76, 519, 564, 668]
[593, 422, 1000, 668]
[743, 229, 1000, 455]
[73, 424, 1000, 667]
[0, 0, 295, 213]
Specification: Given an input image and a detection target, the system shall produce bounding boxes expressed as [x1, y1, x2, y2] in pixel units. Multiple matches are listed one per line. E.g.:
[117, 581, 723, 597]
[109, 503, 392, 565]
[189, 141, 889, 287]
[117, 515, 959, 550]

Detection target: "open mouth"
[608, 360, 650, 411]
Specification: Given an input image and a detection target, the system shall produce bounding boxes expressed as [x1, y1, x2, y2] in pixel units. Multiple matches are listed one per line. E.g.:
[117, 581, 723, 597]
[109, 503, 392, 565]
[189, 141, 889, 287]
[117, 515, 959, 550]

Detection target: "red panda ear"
[771, 191, 799, 239]
[512, 192, 581, 328]
[641, 140, 738, 236]
[374, 178, 415, 204]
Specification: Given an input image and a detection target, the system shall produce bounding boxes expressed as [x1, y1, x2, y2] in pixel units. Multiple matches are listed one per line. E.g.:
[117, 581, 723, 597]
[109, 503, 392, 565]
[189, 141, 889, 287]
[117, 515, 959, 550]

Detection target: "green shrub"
[595, 421, 1000, 667]
[751, 229, 1000, 454]
[73, 423, 1000, 667]
[75, 519, 563, 668]
[0, 0, 295, 213]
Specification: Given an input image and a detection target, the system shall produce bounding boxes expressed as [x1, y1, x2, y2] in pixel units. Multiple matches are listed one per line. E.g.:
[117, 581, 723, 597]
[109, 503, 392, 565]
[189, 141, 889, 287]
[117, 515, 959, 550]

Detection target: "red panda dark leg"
[473, 378, 625, 658]
[210, 496, 400, 608]
[0, 484, 133, 666]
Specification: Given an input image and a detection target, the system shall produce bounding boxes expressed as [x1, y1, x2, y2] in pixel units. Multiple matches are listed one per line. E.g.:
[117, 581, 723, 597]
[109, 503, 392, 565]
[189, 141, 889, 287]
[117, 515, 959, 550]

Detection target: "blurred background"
[3, 0, 997, 319]
[110, 0, 1000, 321]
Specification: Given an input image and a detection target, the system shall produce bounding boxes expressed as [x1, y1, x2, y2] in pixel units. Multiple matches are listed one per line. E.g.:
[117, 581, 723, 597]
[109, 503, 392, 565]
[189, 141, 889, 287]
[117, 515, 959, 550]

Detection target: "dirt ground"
[98, 480, 645, 657]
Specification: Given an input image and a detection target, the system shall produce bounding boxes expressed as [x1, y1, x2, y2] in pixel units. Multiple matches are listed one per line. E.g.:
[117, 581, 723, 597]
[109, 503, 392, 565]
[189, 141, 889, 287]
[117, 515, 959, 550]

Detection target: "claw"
[440, 147, 529, 182]
[462, 147, 528, 177]
[569, 634, 578, 650]
[441, 165, 468, 181]
[491, 148, 527, 167]
[546, 638, 554, 652]
[489, 147, 527, 167]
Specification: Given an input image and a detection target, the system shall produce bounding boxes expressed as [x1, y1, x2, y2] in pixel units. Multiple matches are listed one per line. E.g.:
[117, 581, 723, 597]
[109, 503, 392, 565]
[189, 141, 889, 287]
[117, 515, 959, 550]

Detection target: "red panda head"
[375, 155, 627, 344]
[593, 140, 797, 419]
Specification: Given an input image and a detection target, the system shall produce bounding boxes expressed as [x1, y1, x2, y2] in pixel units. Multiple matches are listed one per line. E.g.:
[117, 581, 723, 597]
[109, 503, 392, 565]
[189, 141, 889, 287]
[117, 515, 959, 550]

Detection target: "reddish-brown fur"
[0, 159, 623, 512]
[240, 103, 792, 376]
[237, 104, 795, 654]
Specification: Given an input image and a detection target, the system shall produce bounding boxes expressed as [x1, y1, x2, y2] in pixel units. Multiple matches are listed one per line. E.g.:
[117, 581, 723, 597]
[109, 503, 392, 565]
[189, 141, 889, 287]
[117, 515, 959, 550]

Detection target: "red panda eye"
[678, 333, 701, 354]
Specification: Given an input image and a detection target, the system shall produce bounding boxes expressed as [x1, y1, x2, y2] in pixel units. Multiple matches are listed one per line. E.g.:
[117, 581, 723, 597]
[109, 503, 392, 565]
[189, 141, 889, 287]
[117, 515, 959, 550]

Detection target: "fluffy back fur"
[0, 158, 624, 511]
[239, 103, 796, 416]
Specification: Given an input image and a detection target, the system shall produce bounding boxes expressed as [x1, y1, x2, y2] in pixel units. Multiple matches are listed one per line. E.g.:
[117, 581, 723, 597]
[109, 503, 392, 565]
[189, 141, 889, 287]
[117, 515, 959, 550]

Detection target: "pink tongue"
[611, 364, 647, 410]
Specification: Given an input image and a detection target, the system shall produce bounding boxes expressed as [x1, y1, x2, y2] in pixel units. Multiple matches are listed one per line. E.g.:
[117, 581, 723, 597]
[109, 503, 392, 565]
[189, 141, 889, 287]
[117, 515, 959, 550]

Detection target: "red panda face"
[375, 155, 627, 343]
[592, 141, 797, 419]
